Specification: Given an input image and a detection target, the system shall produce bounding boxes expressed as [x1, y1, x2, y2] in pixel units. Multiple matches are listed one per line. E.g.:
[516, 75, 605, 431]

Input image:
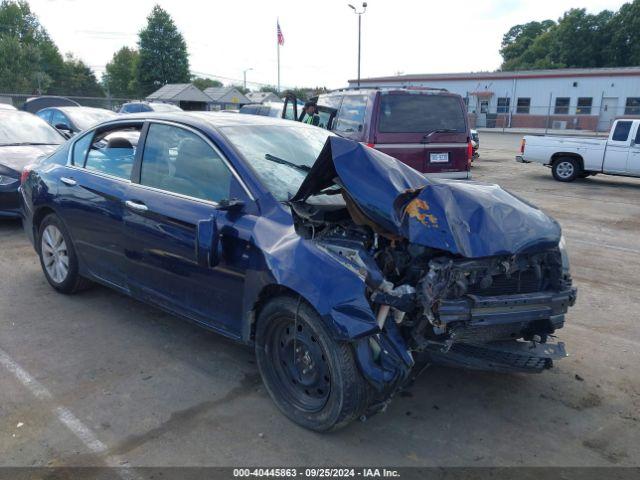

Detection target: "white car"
[517, 119, 640, 181]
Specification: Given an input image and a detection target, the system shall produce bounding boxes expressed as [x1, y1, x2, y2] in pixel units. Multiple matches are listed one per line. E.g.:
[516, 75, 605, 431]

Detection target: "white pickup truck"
[516, 119, 640, 182]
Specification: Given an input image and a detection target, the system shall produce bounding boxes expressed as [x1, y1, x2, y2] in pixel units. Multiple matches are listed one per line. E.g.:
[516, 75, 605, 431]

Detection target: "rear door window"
[334, 95, 367, 134]
[84, 126, 141, 179]
[140, 123, 232, 203]
[612, 121, 632, 142]
[378, 94, 466, 133]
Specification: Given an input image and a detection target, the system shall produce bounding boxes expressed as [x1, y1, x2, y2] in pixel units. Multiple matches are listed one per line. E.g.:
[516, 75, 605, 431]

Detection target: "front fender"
[240, 207, 381, 343]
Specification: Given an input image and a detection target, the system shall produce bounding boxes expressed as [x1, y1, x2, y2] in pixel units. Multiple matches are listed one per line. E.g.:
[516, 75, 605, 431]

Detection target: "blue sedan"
[20, 112, 576, 431]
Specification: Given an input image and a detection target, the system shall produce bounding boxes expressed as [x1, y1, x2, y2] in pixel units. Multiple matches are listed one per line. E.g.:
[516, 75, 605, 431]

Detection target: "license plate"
[430, 152, 449, 163]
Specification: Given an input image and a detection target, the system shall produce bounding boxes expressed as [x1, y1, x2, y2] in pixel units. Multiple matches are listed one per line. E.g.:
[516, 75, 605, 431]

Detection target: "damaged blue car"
[19, 113, 577, 431]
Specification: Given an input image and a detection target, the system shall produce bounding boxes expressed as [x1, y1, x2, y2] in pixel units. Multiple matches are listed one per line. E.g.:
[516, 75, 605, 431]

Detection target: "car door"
[604, 120, 633, 173]
[123, 121, 257, 338]
[333, 95, 368, 140]
[628, 123, 640, 176]
[55, 122, 143, 289]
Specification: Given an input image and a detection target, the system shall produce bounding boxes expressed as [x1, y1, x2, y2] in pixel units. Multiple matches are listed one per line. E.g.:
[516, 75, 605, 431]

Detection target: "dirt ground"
[0, 132, 639, 468]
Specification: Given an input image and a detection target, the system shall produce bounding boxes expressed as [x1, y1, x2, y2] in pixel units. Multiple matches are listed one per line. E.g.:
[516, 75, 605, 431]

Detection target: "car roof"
[106, 111, 312, 129]
[51, 106, 114, 114]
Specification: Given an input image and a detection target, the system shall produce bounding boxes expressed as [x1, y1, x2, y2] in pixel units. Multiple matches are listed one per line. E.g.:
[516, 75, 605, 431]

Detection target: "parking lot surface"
[1, 132, 639, 467]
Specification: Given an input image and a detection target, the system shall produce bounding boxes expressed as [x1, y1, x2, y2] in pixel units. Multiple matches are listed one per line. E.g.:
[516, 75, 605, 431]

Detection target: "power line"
[191, 71, 294, 90]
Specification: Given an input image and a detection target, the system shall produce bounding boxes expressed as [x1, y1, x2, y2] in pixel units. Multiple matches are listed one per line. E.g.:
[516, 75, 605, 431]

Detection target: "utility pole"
[243, 68, 253, 90]
[348, 2, 367, 88]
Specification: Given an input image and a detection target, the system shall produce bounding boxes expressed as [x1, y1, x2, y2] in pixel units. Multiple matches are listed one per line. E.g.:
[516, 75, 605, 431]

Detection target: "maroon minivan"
[309, 88, 472, 178]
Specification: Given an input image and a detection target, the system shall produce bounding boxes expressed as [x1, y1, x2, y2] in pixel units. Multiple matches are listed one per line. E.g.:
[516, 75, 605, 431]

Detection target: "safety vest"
[304, 114, 315, 124]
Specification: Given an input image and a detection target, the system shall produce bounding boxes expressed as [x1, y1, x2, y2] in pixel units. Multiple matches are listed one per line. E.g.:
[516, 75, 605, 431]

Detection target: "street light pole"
[243, 68, 253, 90]
[348, 2, 367, 88]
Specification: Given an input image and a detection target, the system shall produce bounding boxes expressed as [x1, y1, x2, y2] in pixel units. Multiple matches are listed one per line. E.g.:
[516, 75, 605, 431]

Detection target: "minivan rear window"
[378, 94, 466, 133]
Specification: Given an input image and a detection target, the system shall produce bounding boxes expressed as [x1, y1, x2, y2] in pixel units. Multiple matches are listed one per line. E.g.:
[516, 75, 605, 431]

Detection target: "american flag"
[277, 20, 285, 46]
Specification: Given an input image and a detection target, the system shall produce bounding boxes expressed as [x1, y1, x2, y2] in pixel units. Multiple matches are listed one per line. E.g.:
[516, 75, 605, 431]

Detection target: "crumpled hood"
[0, 144, 59, 173]
[292, 136, 561, 258]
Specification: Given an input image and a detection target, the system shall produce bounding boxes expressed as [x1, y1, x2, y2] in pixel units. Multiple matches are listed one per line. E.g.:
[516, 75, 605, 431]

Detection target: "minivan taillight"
[520, 138, 526, 154]
[20, 165, 33, 185]
[467, 141, 473, 165]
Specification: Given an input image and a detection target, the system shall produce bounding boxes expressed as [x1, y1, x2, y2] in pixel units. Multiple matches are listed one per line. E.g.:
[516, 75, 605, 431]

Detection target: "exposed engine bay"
[291, 192, 576, 382]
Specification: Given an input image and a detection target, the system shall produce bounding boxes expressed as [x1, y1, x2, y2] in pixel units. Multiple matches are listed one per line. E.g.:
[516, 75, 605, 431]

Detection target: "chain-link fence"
[0, 93, 142, 112]
[466, 101, 640, 135]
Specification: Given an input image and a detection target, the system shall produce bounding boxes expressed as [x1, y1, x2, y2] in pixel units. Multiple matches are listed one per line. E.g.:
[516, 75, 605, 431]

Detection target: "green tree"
[0, 0, 64, 93]
[103, 47, 140, 98]
[54, 53, 103, 97]
[500, 20, 556, 70]
[259, 85, 279, 94]
[231, 84, 249, 95]
[137, 5, 190, 95]
[499, 0, 640, 70]
[606, 0, 640, 66]
[552, 9, 613, 68]
[191, 76, 222, 90]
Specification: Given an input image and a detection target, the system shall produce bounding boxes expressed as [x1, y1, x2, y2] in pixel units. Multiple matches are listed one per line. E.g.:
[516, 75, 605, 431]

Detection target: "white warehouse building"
[348, 67, 640, 132]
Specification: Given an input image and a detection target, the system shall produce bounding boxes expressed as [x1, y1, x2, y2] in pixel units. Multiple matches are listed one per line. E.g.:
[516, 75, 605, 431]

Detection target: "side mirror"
[55, 124, 73, 138]
[217, 198, 245, 212]
[196, 216, 219, 268]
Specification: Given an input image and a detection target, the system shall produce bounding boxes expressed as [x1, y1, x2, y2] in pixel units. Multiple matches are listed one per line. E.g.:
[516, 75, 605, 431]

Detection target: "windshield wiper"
[422, 129, 460, 143]
[264, 153, 311, 173]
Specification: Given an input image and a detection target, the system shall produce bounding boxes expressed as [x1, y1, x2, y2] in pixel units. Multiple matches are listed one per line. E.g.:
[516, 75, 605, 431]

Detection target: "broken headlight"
[558, 235, 570, 273]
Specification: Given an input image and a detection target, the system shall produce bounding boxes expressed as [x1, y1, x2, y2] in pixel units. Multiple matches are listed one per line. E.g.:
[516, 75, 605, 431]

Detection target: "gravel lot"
[1, 132, 639, 468]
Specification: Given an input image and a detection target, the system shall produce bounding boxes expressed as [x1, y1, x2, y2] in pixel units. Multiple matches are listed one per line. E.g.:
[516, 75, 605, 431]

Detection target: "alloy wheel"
[556, 161, 575, 179]
[41, 225, 69, 283]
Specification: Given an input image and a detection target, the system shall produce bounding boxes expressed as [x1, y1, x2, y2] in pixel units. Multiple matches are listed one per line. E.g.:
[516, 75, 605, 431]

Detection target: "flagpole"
[277, 19, 281, 93]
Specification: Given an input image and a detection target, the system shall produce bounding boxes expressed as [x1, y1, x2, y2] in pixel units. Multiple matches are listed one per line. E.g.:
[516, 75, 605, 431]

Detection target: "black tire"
[37, 213, 90, 294]
[255, 296, 370, 431]
[552, 157, 581, 182]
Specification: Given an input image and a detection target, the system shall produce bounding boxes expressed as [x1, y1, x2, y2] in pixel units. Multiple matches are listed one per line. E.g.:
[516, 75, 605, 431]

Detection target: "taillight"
[520, 138, 526, 154]
[20, 165, 33, 185]
[467, 141, 473, 166]
[365, 142, 375, 148]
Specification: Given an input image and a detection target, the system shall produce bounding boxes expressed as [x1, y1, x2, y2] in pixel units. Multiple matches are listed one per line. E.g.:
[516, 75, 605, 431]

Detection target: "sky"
[28, 0, 630, 90]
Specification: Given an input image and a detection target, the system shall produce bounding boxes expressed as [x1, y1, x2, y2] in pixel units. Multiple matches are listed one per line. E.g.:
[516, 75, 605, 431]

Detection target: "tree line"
[500, 0, 640, 70]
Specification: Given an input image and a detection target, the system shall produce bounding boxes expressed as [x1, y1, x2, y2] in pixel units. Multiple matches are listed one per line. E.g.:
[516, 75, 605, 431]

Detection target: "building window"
[576, 97, 592, 115]
[497, 97, 510, 113]
[554, 97, 570, 115]
[516, 98, 530, 114]
[625, 98, 640, 115]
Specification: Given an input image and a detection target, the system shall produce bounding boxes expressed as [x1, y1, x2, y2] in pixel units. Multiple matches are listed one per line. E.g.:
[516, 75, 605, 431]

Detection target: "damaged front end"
[289, 137, 577, 406]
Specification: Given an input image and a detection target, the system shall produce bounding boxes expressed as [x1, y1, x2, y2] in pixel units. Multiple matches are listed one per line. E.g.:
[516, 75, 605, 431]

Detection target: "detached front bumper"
[417, 288, 577, 373]
[437, 288, 577, 342]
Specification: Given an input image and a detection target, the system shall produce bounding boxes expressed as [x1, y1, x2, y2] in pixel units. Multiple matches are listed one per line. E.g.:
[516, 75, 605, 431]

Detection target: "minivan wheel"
[255, 296, 370, 431]
[552, 157, 580, 182]
[38, 214, 90, 294]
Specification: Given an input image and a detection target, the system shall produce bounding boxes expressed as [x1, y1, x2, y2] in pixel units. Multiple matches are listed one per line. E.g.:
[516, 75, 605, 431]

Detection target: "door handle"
[125, 200, 148, 212]
[60, 177, 77, 186]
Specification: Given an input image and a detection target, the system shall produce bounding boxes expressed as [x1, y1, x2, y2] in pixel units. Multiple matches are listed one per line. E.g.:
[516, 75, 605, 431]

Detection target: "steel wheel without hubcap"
[269, 317, 331, 413]
[555, 161, 574, 180]
[41, 225, 69, 284]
